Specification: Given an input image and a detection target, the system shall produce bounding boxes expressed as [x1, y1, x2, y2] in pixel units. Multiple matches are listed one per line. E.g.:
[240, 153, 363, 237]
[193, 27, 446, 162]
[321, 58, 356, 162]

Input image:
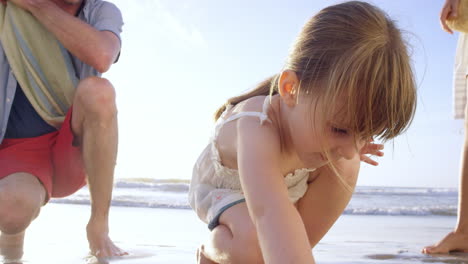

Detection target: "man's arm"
[9, 0, 120, 73]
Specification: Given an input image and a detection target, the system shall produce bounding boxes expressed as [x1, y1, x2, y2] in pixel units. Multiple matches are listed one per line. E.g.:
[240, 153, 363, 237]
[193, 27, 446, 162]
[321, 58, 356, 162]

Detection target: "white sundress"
[188, 97, 315, 230]
[454, 33, 468, 119]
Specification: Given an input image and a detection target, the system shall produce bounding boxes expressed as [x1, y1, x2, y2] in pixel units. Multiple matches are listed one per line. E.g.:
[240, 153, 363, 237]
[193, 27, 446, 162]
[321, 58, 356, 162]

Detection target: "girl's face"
[286, 97, 366, 168]
[278, 70, 366, 168]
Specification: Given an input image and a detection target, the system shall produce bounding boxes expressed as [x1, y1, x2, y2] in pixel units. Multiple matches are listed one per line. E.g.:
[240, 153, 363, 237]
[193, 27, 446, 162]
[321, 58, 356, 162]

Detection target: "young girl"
[189, 1, 416, 263]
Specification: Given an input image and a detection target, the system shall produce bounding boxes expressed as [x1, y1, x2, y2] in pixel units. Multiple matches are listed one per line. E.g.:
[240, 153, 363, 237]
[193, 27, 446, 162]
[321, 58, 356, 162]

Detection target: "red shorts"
[0, 108, 86, 200]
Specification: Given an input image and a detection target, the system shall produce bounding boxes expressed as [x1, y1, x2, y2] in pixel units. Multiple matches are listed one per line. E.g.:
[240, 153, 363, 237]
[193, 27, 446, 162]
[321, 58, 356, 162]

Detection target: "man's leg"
[0, 173, 46, 260]
[422, 79, 468, 254]
[423, 117, 468, 253]
[70, 76, 125, 257]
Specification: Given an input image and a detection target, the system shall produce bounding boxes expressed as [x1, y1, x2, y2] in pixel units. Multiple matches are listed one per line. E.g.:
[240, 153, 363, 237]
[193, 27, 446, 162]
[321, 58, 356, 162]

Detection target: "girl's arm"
[297, 156, 360, 247]
[237, 116, 315, 264]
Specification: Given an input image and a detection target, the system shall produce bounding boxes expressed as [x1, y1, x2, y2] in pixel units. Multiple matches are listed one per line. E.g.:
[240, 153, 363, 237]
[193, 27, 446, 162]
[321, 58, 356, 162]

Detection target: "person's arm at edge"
[237, 116, 315, 264]
[440, 0, 460, 34]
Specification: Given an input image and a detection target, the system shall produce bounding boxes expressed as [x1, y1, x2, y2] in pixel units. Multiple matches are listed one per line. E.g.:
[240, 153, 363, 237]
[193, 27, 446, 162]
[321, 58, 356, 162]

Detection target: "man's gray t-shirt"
[1, 0, 123, 140]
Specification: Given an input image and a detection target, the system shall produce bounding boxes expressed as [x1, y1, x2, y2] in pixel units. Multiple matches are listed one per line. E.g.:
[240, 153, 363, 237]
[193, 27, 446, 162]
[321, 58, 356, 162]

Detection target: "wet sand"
[3, 204, 466, 264]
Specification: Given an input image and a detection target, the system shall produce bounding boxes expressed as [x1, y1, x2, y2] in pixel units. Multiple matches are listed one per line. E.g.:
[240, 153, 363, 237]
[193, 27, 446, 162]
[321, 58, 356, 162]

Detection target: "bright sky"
[104, 0, 462, 188]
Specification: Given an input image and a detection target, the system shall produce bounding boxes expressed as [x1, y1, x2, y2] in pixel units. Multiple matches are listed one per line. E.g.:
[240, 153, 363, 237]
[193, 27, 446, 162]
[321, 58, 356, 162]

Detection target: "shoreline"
[7, 203, 464, 264]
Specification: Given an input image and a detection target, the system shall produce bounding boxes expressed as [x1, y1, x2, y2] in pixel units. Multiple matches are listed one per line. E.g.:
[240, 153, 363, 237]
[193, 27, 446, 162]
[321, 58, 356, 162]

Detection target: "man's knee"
[0, 187, 42, 234]
[75, 77, 117, 118]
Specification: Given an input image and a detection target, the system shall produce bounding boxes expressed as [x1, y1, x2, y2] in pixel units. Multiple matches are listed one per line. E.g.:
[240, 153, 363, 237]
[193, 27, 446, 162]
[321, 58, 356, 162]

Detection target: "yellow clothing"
[0, 3, 77, 128]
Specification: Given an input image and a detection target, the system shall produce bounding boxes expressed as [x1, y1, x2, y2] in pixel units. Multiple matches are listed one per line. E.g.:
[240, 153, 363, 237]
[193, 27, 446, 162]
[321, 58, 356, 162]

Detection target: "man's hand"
[440, 0, 461, 34]
[3, 0, 121, 73]
[359, 140, 384, 166]
[86, 218, 128, 258]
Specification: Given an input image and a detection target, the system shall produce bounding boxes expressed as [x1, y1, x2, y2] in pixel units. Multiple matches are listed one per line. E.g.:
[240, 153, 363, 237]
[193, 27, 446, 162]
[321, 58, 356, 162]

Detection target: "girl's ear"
[278, 70, 299, 107]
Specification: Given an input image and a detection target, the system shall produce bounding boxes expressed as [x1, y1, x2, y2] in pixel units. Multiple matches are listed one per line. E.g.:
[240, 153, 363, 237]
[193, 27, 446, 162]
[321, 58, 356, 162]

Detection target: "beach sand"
[15, 204, 207, 264]
[5, 203, 468, 264]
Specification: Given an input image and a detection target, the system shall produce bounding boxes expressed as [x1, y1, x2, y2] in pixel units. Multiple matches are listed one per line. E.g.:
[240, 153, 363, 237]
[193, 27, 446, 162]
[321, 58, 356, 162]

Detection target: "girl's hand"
[359, 141, 384, 166]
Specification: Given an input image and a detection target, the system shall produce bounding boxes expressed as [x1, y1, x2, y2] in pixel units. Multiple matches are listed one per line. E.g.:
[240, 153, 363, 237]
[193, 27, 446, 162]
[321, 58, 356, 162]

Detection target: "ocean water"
[17, 179, 467, 264]
[50, 178, 458, 217]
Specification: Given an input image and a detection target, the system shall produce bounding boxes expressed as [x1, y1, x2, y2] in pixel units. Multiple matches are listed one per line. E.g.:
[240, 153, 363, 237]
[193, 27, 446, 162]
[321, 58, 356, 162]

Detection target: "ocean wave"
[353, 187, 458, 197]
[50, 197, 457, 216]
[114, 178, 189, 193]
[113, 179, 458, 197]
[51, 197, 191, 210]
[50, 181, 458, 216]
[344, 206, 457, 216]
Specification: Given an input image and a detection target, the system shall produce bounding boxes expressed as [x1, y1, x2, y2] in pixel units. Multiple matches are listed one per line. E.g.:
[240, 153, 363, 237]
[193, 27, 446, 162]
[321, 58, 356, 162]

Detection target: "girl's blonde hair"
[214, 1, 417, 188]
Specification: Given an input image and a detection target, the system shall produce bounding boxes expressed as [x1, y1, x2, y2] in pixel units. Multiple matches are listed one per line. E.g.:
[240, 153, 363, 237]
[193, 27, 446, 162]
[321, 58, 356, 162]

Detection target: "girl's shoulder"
[219, 95, 273, 127]
[232, 95, 269, 113]
[234, 96, 278, 137]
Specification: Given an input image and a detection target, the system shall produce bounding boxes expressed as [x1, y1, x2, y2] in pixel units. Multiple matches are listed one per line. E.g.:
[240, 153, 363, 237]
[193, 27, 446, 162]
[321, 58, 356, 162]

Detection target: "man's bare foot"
[423, 230, 468, 254]
[0, 231, 25, 263]
[197, 245, 217, 264]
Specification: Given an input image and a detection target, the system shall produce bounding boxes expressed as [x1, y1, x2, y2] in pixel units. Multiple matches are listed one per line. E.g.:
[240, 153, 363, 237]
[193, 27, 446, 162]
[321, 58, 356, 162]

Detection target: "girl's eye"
[332, 127, 348, 135]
